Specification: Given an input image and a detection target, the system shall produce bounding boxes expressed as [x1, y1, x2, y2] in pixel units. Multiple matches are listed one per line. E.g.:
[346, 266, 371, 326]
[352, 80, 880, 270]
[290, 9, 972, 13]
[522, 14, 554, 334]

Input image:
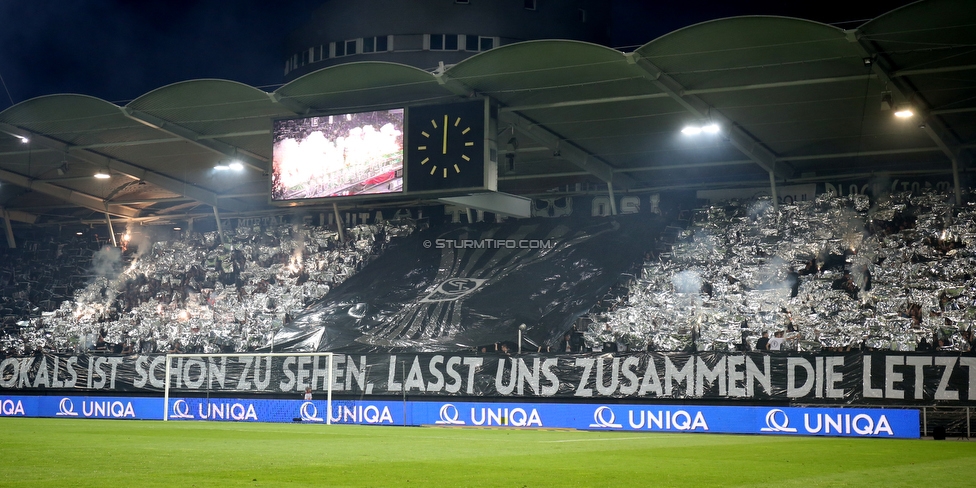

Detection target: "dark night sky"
[0, 0, 916, 109]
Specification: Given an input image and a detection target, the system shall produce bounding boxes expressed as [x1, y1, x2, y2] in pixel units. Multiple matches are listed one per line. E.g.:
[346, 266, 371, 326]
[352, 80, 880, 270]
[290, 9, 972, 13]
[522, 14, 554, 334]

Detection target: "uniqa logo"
[56, 398, 79, 416]
[760, 409, 798, 433]
[300, 402, 323, 422]
[627, 410, 709, 431]
[803, 413, 893, 436]
[1, 399, 25, 416]
[435, 403, 465, 425]
[589, 406, 622, 429]
[470, 407, 542, 427]
[170, 399, 194, 419]
[82, 400, 136, 418]
[198, 402, 258, 421]
[330, 404, 394, 424]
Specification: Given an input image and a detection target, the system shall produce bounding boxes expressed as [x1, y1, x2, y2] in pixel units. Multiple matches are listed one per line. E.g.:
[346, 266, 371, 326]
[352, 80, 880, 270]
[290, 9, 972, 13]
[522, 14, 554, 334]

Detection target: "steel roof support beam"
[498, 160, 759, 181]
[892, 64, 976, 78]
[0, 122, 251, 213]
[777, 147, 942, 162]
[213, 206, 226, 245]
[500, 93, 670, 113]
[932, 107, 976, 116]
[625, 52, 791, 208]
[433, 71, 638, 190]
[0, 208, 37, 224]
[1, 207, 17, 248]
[625, 53, 790, 184]
[269, 92, 313, 116]
[500, 75, 876, 113]
[0, 131, 272, 157]
[683, 75, 875, 96]
[70, 206, 307, 226]
[104, 211, 118, 247]
[120, 107, 268, 173]
[90, 155, 252, 213]
[849, 30, 964, 204]
[500, 112, 638, 188]
[0, 167, 141, 218]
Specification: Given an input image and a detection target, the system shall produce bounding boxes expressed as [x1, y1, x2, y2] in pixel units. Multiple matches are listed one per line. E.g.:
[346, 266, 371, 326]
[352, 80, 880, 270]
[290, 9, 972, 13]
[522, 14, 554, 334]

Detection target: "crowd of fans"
[587, 187, 976, 353]
[3, 186, 976, 357]
[1, 219, 415, 356]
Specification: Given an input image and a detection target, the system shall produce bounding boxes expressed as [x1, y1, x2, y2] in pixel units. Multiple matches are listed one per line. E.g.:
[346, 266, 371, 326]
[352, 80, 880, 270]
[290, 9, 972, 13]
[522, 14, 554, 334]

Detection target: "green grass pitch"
[1, 418, 973, 487]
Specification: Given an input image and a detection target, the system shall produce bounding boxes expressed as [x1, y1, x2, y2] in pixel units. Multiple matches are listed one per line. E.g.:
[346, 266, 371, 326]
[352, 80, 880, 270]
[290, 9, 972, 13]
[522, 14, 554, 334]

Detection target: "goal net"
[163, 352, 334, 424]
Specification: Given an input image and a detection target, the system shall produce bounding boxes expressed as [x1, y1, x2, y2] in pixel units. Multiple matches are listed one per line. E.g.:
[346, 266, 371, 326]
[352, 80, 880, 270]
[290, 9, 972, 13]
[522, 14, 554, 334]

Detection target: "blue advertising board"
[408, 402, 918, 438]
[0, 394, 919, 438]
[0, 395, 163, 420]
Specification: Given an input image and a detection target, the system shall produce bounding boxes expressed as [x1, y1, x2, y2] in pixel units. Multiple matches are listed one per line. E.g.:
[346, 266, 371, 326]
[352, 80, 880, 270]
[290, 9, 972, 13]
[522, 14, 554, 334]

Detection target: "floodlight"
[681, 126, 702, 136]
[894, 108, 914, 118]
[93, 172, 111, 179]
[214, 164, 230, 171]
[0, 129, 31, 144]
[702, 123, 720, 134]
[228, 161, 244, 171]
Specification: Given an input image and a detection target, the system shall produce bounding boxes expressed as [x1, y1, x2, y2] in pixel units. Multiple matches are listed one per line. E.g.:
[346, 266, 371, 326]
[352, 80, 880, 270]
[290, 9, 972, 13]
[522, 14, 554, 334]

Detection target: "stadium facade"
[283, 0, 611, 78]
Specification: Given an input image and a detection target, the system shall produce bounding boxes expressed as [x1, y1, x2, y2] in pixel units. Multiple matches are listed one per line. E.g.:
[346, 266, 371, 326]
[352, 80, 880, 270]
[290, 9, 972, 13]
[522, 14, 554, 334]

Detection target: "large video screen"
[271, 108, 404, 201]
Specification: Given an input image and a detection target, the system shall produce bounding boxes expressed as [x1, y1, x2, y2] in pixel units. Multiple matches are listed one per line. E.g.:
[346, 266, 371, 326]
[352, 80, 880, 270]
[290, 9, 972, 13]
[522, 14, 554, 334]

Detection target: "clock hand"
[442, 114, 448, 155]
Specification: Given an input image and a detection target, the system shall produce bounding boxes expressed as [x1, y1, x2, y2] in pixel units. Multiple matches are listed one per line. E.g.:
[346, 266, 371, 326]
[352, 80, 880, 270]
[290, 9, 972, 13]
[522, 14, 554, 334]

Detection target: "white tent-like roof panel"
[0, 1, 972, 226]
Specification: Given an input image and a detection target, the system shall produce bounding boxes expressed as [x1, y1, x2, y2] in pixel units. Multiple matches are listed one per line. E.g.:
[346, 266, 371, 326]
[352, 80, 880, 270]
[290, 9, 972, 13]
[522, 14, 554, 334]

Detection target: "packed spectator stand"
[0, 219, 415, 356]
[586, 188, 976, 354]
[2, 188, 976, 357]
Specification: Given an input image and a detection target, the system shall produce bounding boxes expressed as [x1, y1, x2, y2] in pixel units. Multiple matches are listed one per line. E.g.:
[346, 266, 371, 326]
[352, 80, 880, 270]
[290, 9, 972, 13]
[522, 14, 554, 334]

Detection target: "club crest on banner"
[421, 278, 486, 302]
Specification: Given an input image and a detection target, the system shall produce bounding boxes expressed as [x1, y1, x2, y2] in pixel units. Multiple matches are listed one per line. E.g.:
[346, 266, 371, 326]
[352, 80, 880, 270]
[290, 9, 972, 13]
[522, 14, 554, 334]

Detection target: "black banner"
[3, 352, 976, 405]
[272, 216, 660, 352]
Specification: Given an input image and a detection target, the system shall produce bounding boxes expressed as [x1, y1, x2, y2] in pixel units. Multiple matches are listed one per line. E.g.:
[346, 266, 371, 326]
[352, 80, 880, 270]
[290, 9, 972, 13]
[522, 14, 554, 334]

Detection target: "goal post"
[163, 352, 334, 424]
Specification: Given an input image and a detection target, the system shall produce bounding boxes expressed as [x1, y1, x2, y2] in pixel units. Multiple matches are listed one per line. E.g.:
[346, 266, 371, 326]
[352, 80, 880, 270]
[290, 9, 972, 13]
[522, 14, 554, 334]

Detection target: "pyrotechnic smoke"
[91, 246, 123, 278]
[672, 270, 702, 294]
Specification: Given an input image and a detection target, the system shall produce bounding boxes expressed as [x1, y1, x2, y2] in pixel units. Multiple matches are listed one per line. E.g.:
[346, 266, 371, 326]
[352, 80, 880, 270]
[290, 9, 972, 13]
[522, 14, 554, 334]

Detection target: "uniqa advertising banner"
[2, 352, 976, 405]
[0, 395, 162, 420]
[0, 394, 919, 438]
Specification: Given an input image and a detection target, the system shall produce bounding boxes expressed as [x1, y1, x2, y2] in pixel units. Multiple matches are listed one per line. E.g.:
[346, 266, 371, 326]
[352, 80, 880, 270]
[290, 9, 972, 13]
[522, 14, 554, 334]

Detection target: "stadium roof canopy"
[0, 0, 973, 227]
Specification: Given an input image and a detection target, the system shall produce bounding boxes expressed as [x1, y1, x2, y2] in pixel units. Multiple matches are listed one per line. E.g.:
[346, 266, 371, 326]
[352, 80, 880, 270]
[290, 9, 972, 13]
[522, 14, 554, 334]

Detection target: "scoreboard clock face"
[406, 100, 486, 192]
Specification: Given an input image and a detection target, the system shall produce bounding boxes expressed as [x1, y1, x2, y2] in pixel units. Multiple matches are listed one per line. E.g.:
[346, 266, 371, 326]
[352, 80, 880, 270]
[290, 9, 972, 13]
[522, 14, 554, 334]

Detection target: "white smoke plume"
[91, 246, 123, 278]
